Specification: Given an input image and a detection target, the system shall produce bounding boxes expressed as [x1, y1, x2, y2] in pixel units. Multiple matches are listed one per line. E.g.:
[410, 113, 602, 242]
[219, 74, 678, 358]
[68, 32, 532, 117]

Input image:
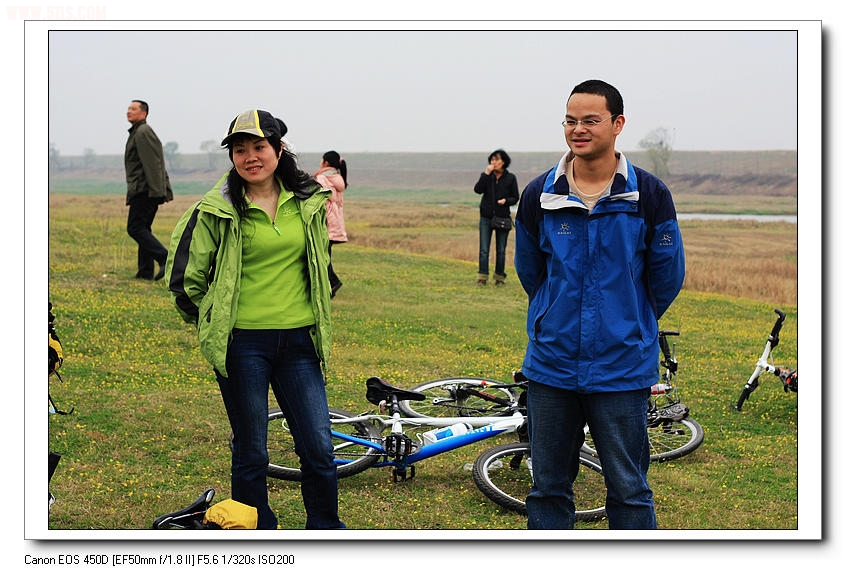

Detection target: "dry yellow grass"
[678, 220, 797, 306]
[345, 201, 798, 307]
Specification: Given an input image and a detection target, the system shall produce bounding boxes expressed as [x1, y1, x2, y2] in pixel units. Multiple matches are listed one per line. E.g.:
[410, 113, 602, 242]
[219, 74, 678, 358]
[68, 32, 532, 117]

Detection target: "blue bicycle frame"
[331, 414, 525, 471]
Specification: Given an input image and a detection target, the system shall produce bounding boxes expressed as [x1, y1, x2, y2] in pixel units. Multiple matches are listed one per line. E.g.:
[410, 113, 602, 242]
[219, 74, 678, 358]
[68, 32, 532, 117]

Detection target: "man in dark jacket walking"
[125, 99, 172, 280]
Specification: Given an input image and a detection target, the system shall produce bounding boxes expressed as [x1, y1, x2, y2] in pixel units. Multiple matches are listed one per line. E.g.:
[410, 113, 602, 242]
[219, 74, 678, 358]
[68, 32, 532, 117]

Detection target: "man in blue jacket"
[514, 80, 685, 529]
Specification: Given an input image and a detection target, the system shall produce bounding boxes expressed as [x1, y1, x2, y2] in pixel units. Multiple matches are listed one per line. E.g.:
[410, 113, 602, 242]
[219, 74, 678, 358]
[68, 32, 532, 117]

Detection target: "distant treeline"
[51, 150, 797, 185]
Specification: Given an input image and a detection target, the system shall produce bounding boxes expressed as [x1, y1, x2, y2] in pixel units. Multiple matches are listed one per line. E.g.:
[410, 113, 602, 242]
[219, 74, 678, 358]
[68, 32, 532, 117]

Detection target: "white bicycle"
[733, 308, 798, 411]
[259, 376, 607, 521]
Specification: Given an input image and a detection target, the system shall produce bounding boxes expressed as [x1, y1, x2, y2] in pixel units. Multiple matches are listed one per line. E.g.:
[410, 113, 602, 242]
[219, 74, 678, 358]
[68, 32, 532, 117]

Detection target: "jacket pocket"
[526, 282, 550, 343]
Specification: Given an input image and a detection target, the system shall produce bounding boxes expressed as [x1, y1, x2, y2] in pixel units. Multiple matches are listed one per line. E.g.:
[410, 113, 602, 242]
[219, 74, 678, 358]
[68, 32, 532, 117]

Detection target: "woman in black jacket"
[474, 149, 519, 286]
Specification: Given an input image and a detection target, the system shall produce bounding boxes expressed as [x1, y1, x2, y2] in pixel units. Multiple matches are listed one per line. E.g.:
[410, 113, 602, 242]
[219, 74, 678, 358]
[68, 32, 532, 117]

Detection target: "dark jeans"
[478, 216, 509, 278]
[126, 195, 168, 278]
[526, 382, 656, 529]
[215, 327, 344, 530]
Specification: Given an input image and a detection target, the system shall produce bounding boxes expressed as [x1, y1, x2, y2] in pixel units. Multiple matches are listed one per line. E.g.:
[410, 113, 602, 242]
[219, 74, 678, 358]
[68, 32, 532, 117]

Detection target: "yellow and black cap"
[221, 109, 288, 147]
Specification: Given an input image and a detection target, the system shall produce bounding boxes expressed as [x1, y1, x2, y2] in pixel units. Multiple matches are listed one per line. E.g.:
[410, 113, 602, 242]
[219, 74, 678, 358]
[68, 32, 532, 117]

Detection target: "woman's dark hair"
[224, 134, 318, 219]
[488, 149, 511, 169]
[322, 150, 348, 187]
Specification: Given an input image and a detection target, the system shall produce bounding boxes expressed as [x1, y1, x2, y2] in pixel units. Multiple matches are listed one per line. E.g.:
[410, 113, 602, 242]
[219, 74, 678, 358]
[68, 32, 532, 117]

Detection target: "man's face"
[126, 101, 147, 125]
[564, 92, 624, 161]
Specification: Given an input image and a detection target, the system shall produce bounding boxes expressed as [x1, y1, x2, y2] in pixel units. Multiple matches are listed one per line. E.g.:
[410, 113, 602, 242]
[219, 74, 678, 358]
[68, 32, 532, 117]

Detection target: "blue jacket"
[514, 153, 685, 393]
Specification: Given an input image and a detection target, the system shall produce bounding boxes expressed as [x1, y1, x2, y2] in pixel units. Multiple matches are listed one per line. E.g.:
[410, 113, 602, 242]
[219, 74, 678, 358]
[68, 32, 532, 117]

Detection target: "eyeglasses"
[561, 115, 615, 129]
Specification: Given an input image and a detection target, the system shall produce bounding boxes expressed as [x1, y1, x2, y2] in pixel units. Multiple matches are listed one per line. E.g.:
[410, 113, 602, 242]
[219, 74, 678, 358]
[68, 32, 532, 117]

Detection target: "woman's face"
[489, 154, 504, 172]
[231, 136, 280, 190]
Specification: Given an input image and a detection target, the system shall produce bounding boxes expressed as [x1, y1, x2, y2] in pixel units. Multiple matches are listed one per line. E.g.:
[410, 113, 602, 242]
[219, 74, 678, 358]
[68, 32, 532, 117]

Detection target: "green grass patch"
[45, 194, 801, 532]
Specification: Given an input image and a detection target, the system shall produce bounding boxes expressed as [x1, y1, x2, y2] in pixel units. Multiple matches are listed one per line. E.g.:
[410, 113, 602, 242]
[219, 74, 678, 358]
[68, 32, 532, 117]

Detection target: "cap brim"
[220, 129, 267, 147]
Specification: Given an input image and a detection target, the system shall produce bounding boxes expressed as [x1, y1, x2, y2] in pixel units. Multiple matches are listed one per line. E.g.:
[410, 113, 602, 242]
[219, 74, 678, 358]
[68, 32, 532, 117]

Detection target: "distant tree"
[200, 140, 219, 170]
[49, 142, 61, 171]
[83, 148, 96, 168]
[164, 141, 181, 170]
[638, 127, 674, 180]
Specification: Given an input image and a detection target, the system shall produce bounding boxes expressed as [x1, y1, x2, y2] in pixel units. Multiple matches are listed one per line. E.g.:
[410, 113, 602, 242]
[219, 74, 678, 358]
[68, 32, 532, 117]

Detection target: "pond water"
[678, 213, 797, 224]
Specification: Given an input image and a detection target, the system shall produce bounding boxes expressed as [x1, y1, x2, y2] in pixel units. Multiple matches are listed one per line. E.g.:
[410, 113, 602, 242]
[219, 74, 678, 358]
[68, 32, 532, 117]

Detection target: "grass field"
[42, 174, 806, 534]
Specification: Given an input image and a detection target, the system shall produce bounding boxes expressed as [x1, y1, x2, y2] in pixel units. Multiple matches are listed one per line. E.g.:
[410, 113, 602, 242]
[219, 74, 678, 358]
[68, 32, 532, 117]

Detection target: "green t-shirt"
[235, 192, 314, 329]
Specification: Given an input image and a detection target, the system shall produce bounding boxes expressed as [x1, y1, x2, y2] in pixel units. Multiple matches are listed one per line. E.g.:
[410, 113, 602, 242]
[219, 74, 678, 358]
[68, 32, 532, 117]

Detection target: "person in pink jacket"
[314, 151, 348, 297]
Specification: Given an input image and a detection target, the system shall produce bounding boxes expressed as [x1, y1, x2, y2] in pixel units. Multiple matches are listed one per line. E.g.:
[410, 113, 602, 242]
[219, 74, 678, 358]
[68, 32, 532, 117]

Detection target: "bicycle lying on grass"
[732, 308, 798, 411]
[262, 376, 607, 522]
[400, 330, 704, 464]
[152, 488, 259, 530]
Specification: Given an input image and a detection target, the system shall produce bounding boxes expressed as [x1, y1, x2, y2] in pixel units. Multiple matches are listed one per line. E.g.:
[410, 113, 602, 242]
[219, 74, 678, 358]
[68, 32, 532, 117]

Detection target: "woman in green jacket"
[166, 110, 342, 529]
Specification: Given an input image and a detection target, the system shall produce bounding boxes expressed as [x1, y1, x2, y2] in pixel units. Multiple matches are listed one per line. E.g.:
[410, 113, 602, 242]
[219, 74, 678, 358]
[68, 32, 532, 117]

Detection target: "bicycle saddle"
[365, 376, 426, 405]
[152, 488, 215, 529]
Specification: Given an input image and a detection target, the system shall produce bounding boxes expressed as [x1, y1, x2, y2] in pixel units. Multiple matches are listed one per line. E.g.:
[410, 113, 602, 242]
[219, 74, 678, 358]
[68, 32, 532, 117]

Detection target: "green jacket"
[125, 120, 174, 204]
[166, 173, 332, 377]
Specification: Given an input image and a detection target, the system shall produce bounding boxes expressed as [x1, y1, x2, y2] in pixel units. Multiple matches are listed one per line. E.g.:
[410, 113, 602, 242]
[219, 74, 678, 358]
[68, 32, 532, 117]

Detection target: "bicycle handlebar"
[734, 384, 754, 411]
[658, 330, 679, 375]
[770, 308, 786, 347]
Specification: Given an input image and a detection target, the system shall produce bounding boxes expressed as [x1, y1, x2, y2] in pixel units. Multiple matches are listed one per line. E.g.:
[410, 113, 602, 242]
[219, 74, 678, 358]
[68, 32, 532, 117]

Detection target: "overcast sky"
[6, 6, 832, 571]
[45, 27, 799, 156]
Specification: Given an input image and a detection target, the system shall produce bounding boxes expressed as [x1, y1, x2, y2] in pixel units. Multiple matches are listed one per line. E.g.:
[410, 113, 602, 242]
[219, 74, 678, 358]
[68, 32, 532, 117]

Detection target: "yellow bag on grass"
[202, 498, 258, 529]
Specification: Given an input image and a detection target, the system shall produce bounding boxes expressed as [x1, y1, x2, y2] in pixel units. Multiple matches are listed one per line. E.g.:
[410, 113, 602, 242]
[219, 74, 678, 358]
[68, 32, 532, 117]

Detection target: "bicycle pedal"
[649, 403, 689, 425]
[385, 433, 414, 459]
[393, 465, 415, 482]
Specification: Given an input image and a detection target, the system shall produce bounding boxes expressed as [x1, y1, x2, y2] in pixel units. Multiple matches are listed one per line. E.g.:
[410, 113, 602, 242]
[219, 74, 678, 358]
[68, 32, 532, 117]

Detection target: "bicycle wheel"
[583, 417, 704, 463]
[398, 377, 518, 419]
[647, 417, 704, 462]
[472, 442, 607, 522]
[263, 407, 382, 481]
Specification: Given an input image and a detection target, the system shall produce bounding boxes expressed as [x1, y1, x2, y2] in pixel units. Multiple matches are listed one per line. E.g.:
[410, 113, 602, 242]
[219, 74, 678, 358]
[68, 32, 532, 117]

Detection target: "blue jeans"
[526, 381, 656, 529]
[478, 216, 509, 279]
[215, 327, 345, 530]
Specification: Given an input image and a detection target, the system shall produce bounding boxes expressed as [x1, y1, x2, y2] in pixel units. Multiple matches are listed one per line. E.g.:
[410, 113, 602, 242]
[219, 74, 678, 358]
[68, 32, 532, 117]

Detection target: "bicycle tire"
[472, 442, 607, 522]
[583, 417, 704, 463]
[398, 377, 518, 419]
[262, 407, 382, 481]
